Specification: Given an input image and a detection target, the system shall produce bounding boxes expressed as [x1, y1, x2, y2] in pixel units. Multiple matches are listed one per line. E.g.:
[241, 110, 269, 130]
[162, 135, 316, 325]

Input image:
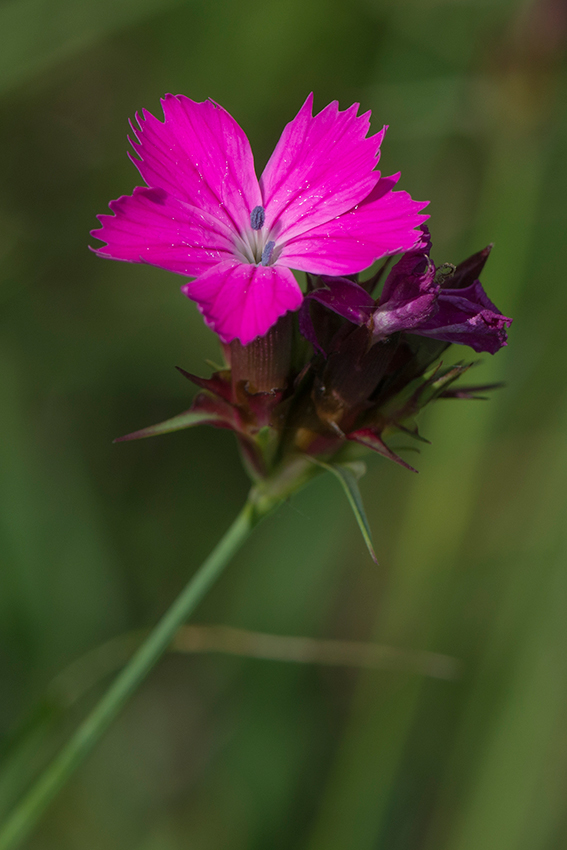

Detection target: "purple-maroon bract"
[91, 94, 428, 345]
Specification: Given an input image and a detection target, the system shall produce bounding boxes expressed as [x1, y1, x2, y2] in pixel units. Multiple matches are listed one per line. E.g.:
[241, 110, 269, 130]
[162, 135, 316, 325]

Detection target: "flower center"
[233, 207, 280, 266]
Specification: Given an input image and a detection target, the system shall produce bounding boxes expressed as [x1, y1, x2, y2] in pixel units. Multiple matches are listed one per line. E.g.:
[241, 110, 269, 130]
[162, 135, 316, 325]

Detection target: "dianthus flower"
[91, 94, 427, 344]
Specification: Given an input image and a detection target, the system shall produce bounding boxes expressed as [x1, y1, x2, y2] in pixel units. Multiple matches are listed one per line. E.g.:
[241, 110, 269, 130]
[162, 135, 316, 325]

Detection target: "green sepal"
[113, 408, 226, 443]
[418, 362, 472, 407]
[379, 362, 472, 427]
[309, 458, 378, 564]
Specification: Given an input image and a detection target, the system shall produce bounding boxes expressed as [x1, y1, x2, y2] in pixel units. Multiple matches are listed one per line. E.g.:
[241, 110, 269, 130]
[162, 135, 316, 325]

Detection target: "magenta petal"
[128, 95, 262, 232]
[260, 94, 385, 242]
[279, 176, 429, 276]
[90, 187, 235, 276]
[181, 260, 303, 345]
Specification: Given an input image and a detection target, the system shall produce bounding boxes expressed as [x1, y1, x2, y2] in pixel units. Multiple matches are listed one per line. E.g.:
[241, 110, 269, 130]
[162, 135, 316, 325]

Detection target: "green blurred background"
[1, 0, 566, 847]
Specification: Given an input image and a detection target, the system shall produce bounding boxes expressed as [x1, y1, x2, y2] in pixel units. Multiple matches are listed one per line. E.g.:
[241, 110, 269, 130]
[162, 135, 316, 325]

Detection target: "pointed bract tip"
[175, 365, 194, 381]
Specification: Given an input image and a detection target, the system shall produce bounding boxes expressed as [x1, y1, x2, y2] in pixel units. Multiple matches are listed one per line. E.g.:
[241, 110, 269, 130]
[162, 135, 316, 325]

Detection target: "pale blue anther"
[261, 241, 276, 266]
[250, 205, 265, 230]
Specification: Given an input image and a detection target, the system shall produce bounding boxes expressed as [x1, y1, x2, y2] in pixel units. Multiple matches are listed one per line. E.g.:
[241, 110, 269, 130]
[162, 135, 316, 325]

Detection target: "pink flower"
[91, 94, 428, 345]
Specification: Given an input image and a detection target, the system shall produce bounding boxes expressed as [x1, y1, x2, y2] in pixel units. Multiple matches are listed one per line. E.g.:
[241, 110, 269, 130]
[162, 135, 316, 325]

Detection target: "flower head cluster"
[91, 94, 427, 344]
[94, 94, 512, 513]
[116, 228, 511, 486]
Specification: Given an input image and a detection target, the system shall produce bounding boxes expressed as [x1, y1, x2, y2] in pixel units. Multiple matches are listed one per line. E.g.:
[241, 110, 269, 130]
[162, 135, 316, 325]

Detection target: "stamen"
[261, 240, 276, 266]
[250, 206, 265, 230]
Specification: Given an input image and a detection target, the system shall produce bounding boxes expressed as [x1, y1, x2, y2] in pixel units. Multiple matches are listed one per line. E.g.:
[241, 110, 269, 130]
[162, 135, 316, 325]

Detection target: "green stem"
[0, 498, 261, 850]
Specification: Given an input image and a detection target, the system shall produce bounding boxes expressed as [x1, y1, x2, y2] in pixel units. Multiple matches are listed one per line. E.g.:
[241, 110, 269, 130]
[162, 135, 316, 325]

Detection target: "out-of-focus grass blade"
[310, 459, 378, 565]
[0, 0, 185, 95]
[305, 11, 560, 850]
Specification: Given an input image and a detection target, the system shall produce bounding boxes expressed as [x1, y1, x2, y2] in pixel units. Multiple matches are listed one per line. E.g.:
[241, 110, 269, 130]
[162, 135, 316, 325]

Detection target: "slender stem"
[0, 499, 260, 850]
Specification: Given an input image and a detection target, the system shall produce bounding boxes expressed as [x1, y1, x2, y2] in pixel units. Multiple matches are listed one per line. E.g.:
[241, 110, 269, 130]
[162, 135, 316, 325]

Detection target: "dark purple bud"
[250, 205, 265, 230]
[414, 281, 512, 354]
[369, 228, 511, 354]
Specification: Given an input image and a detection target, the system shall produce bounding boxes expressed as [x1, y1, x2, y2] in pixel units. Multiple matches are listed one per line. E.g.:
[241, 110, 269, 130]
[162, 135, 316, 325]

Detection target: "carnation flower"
[91, 94, 427, 345]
